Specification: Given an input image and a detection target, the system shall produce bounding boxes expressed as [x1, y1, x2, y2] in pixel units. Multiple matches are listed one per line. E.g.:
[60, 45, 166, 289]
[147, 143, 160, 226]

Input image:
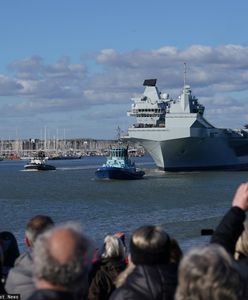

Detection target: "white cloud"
[2, 44, 248, 137]
[0, 75, 23, 95]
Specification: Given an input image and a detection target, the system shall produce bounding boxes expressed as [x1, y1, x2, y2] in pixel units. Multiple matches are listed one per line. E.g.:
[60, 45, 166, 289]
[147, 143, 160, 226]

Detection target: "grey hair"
[25, 215, 54, 245]
[175, 244, 244, 300]
[33, 222, 93, 291]
[101, 235, 125, 260]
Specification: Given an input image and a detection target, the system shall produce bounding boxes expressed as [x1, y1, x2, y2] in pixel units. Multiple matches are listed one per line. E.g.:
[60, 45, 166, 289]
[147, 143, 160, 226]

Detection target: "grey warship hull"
[124, 78, 248, 171]
[128, 135, 248, 171]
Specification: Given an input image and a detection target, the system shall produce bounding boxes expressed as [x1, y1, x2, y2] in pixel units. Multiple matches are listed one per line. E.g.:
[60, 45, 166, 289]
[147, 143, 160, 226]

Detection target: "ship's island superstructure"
[124, 79, 248, 171]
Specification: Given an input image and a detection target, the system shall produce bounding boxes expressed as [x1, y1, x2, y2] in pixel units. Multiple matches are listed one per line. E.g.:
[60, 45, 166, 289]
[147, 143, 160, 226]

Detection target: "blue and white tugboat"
[95, 146, 145, 180]
[24, 151, 56, 171]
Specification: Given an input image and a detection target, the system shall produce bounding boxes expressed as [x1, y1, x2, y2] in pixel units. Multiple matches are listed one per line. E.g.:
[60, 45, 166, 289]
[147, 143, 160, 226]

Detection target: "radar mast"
[184, 62, 187, 87]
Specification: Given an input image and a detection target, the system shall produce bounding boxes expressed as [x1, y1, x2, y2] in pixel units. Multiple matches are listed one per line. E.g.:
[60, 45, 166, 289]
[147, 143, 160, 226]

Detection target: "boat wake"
[57, 165, 100, 171]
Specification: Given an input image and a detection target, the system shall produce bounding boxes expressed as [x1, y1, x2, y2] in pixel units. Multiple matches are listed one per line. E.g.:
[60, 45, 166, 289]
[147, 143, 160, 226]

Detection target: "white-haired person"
[27, 223, 93, 300]
[110, 225, 178, 300]
[88, 234, 126, 300]
[175, 244, 244, 300]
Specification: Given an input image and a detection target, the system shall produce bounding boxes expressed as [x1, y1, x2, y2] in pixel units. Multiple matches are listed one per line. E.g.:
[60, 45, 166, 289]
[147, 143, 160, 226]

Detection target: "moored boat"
[95, 146, 145, 180]
[48, 155, 82, 160]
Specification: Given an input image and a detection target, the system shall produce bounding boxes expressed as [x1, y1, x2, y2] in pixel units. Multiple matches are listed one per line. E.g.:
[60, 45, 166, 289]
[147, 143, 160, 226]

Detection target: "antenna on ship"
[183, 62, 187, 87]
[116, 126, 121, 141]
[116, 126, 124, 143]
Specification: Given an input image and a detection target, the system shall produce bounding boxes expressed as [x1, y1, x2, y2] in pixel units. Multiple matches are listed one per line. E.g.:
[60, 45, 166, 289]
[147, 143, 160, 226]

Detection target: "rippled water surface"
[1, 155, 247, 252]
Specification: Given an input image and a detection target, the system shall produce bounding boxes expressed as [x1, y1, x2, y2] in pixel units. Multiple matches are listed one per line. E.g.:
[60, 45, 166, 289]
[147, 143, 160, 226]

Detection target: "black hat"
[129, 231, 171, 265]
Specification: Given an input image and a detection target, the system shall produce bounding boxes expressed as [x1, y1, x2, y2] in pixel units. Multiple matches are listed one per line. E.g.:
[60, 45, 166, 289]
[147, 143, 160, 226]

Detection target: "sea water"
[0, 155, 247, 253]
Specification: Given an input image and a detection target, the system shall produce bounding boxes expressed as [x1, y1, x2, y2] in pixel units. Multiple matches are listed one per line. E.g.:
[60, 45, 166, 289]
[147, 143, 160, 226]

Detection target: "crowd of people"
[1, 182, 248, 299]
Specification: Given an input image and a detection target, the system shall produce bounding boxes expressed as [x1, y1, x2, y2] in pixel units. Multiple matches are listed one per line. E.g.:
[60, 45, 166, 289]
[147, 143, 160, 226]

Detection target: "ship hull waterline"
[95, 167, 145, 180]
[126, 136, 248, 172]
[24, 164, 56, 171]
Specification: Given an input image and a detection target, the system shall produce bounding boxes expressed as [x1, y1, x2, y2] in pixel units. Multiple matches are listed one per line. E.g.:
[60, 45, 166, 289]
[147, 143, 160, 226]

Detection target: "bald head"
[33, 223, 92, 291]
[49, 228, 79, 264]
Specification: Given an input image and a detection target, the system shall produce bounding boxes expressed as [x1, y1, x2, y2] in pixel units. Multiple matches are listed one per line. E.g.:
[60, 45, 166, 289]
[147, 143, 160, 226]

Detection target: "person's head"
[129, 225, 171, 265]
[0, 231, 20, 271]
[176, 244, 244, 300]
[235, 221, 248, 260]
[101, 235, 125, 260]
[25, 215, 54, 248]
[33, 222, 93, 292]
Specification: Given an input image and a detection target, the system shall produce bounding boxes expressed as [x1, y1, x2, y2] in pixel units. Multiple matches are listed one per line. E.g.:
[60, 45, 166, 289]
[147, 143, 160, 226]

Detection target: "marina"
[0, 138, 144, 160]
[0, 155, 246, 254]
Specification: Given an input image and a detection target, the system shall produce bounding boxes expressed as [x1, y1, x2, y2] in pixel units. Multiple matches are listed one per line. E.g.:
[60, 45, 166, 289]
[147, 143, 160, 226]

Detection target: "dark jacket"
[27, 289, 75, 300]
[0, 231, 20, 283]
[109, 263, 178, 300]
[211, 206, 245, 255]
[210, 206, 247, 298]
[88, 258, 126, 300]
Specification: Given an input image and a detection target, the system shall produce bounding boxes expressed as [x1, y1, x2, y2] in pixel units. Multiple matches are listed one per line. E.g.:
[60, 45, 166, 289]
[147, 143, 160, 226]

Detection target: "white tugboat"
[24, 151, 56, 171]
[124, 78, 248, 171]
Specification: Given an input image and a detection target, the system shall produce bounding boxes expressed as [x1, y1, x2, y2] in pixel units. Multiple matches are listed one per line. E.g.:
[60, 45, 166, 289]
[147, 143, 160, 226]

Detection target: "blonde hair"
[176, 244, 244, 300]
[235, 221, 248, 260]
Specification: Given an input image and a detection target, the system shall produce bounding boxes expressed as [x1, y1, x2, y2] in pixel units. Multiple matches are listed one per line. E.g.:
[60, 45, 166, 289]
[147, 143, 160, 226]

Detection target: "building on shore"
[0, 138, 145, 159]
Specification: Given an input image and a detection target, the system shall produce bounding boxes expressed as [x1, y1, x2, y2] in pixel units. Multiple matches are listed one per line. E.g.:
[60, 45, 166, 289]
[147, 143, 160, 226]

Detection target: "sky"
[1, 0, 248, 140]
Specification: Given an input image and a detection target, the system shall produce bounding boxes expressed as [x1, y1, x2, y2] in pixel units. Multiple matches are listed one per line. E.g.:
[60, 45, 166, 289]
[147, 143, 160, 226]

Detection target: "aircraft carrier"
[124, 78, 248, 171]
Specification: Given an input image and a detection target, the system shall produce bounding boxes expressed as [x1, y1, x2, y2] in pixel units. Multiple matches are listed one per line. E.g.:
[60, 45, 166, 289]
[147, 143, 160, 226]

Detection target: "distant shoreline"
[0, 138, 145, 159]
